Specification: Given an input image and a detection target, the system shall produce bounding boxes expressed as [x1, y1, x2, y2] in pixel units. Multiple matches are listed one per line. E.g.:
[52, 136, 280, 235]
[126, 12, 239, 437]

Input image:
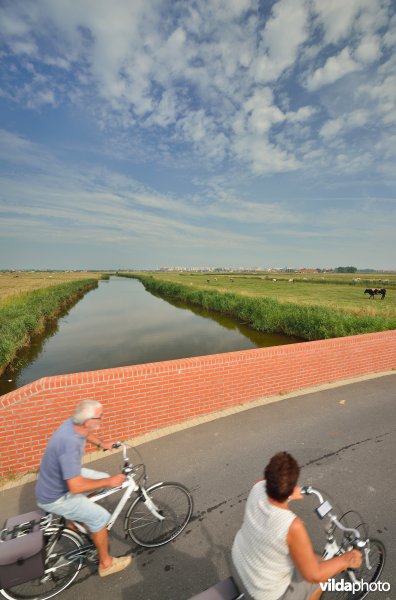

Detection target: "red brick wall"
[1, 330, 395, 477]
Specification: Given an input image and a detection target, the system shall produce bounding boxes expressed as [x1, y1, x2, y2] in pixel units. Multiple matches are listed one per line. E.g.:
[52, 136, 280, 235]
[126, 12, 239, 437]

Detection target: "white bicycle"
[0, 442, 193, 600]
[191, 485, 386, 600]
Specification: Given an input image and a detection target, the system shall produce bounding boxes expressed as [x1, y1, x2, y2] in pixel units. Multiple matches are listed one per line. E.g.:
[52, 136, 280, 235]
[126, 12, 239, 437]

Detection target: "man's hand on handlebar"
[107, 474, 126, 488]
[100, 441, 114, 451]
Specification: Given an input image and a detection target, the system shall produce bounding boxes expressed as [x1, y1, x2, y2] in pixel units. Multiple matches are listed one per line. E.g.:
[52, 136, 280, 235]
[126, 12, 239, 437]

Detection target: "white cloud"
[9, 40, 38, 56]
[285, 106, 317, 123]
[320, 109, 371, 139]
[0, 9, 29, 36]
[353, 0, 391, 38]
[234, 134, 299, 174]
[354, 35, 381, 64]
[43, 56, 71, 70]
[312, 0, 368, 45]
[244, 88, 285, 132]
[319, 118, 343, 139]
[27, 89, 57, 108]
[176, 110, 228, 161]
[358, 65, 396, 125]
[305, 48, 360, 91]
[348, 110, 369, 127]
[254, 0, 308, 83]
[383, 14, 396, 48]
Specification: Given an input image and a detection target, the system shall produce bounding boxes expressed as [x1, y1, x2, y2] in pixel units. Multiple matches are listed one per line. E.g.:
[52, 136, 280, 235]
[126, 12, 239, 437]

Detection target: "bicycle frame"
[87, 477, 165, 531]
[71, 442, 165, 534]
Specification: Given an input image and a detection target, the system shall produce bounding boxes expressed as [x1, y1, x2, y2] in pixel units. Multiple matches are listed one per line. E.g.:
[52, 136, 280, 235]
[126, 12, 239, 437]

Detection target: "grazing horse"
[364, 288, 386, 299]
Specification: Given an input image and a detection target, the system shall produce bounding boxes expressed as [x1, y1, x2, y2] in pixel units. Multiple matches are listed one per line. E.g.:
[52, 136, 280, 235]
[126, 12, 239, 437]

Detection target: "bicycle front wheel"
[321, 538, 386, 600]
[0, 527, 84, 600]
[124, 482, 193, 548]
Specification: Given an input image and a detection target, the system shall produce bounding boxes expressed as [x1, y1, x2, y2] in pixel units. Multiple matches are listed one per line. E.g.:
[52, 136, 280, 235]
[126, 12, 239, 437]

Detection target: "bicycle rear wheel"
[0, 527, 84, 600]
[321, 539, 386, 600]
[124, 481, 193, 548]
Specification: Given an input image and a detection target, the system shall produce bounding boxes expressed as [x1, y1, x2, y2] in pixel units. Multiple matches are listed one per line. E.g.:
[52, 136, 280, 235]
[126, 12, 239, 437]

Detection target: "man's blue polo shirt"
[36, 418, 86, 504]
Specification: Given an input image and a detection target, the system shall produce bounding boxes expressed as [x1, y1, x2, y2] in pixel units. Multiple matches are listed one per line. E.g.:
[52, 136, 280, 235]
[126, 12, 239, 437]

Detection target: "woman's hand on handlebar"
[344, 549, 363, 569]
[288, 486, 304, 501]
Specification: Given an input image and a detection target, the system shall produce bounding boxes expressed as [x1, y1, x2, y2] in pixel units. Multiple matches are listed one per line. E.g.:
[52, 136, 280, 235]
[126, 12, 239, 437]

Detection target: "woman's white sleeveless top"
[231, 481, 296, 600]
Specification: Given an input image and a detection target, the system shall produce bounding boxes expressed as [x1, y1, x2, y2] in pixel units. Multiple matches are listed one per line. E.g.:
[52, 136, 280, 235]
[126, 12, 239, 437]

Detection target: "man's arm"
[86, 433, 112, 451]
[67, 473, 125, 495]
[287, 517, 362, 583]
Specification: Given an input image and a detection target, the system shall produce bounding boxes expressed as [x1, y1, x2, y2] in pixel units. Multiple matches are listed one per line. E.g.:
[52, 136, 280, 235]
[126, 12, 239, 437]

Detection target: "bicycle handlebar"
[111, 441, 130, 464]
[301, 485, 366, 548]
[301, 485, 324, 503]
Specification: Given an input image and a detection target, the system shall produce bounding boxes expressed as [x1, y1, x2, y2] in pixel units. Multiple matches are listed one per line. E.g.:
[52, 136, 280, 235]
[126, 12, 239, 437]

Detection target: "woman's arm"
[287, 517, 362, 583]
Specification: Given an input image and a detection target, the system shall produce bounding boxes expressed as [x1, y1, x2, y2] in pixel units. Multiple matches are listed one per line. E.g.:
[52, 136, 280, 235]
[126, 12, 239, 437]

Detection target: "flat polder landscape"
[1, 270, 395, 380]
[135, 271, 396, 315]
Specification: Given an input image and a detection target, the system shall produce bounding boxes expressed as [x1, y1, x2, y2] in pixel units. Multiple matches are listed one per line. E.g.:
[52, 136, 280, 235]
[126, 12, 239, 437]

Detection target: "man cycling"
[36, 399, 131, 577]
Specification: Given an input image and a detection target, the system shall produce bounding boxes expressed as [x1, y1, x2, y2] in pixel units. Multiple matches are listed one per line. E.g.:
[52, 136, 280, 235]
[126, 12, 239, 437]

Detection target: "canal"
[0, 277, 301, 395]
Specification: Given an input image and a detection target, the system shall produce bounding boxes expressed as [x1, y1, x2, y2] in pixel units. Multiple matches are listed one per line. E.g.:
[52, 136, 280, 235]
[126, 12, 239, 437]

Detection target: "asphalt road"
[1, 373, 395, 600]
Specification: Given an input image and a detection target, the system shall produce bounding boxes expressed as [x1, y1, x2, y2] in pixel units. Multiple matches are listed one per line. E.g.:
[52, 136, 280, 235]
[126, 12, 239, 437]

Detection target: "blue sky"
[0, 0, 395, 270]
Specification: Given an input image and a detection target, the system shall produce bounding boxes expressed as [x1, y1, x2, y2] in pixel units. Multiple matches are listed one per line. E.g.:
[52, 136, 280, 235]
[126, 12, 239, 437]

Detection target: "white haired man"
[36, 400, 132, 577]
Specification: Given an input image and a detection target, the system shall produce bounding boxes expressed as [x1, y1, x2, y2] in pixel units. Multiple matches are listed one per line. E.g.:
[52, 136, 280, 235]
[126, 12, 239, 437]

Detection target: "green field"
[122, 272, 396, 341]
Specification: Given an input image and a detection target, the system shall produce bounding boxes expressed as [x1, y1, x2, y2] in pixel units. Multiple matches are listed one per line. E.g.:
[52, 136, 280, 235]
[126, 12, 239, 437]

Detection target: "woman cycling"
[231, 451, 362, 600]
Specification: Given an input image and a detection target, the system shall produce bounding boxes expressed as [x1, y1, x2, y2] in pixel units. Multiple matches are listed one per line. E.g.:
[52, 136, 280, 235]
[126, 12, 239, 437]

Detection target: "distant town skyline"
[1, 0, 395, 270]
[3, 265, 395, 273]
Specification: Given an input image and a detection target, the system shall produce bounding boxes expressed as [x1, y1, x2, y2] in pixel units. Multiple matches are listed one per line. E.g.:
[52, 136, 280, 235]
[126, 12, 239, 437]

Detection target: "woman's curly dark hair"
[264, 452, 300, 502]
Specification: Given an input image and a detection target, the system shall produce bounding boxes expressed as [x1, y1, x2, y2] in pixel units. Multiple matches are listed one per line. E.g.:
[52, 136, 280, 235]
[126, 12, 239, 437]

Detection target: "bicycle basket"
[0, 510, 45, 588]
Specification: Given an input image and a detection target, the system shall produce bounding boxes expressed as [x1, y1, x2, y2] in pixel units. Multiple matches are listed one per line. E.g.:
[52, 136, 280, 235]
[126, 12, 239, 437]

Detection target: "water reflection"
[0, 277, 300, 396]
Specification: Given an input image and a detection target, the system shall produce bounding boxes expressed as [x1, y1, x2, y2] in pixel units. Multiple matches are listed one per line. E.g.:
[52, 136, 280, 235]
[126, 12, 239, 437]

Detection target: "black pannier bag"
[0, 510, 45, 589]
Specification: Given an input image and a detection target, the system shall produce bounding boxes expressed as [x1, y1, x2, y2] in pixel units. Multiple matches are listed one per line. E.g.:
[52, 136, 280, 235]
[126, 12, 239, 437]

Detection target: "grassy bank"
[122, 274, 396, 341]
[0, 279, 99, 375]
[127, 272, 396, 317]
[0, 271, 107, 302]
